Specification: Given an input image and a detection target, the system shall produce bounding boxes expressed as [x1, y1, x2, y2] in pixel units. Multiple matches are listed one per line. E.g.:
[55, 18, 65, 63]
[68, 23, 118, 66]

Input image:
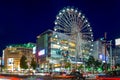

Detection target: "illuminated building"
[36, 29, 84, 72]
[114, 38, 120, 64]
[93, 40, 109, 63]
[3, 43, 36, 71]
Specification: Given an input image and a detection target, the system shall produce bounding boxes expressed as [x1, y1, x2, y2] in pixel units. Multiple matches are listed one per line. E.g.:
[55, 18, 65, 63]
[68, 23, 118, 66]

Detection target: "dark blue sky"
[0, 0, 120, 56]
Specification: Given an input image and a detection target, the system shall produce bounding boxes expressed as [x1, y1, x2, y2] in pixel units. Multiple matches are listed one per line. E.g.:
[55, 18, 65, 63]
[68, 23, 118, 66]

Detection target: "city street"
[0, 75, 96, 80]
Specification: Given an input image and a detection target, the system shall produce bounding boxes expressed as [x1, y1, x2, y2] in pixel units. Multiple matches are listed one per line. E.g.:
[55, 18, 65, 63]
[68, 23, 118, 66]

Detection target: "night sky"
[0, 0, 120, 56]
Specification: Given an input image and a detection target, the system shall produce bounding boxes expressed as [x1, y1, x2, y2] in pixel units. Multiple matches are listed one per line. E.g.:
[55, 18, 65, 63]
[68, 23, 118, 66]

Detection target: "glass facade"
[36, 30, 77, 60]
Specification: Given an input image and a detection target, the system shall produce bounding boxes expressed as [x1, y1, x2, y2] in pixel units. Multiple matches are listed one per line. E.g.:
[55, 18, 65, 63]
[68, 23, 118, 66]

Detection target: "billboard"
[38, 49, 45, 56]
[33, 46, 36, 54]
[7, 58, 14, 66]
[115, 38, 120, 46]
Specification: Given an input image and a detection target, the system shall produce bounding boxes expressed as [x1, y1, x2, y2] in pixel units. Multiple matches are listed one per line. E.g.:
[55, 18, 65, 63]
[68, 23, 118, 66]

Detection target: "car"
[50, 72, 66, 76]
[69, 71, 85, 80]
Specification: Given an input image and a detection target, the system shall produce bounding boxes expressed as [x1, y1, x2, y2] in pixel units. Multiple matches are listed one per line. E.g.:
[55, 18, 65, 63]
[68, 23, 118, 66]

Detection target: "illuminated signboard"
[7, 58, 14, 66]
[33, 46, 36, 54]
[38, 49, 45, 56]
[115, 38, 120, 46]
[99, 54, 108, 62]
[2, 50, 4, 66]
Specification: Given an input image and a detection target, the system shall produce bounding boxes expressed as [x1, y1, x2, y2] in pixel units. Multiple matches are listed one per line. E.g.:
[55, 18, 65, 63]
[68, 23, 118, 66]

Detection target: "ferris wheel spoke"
[75, 12, 79, 23]
[63, 17, 72, 28]
[70, 11, 76, 23]
[74, 14, 77, 23]
[79, 19, 89, 29]
[67, 11, 74, 24]
[74, 11, 79, 23]
[76, 12, 82, 24]
[81, 28, 91, 32]
[82, 28, 92, 33]
[78, 21, 83, 29]
[60, 15, 72, 28]
[58, 12, 72, 28]
[54, 26, 68, 32]
[83, 35, 93, 40]
[77, 18, 83, 26]
[56, 24, 69, 32]
[63, 12, 72, 25]
[82, 32, 93, 35]
[80, 23, 90, 31]
[56, 19, 70, 30]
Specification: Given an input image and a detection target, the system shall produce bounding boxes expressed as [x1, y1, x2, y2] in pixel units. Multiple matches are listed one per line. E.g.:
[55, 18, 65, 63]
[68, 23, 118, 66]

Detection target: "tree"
[85, 55, 102, 73]
[20, 55, 28, 69]
[30, 58, 37, 69]
[85, 55, 95, 68]
[102, 63, 110, 71]
[65, 62, 71, 68]
[94, 60, 102, 70]
[78, 64, 84, 70]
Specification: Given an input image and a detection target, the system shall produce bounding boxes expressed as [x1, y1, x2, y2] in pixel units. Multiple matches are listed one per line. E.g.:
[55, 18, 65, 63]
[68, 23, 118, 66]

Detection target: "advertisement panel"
[7, 58, 14, 66]
[33, 46, 36, 54]
[115, 38, 120, 46]
[38, 49, 45, 56]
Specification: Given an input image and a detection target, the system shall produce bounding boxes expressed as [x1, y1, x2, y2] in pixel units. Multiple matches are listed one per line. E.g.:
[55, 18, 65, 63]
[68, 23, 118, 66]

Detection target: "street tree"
[65, 62, 71, 69]
[85, 55, 102, 73]
[85, 55, 95, 68]
[20, 55, 28, 69]
[30, 58, 37, 69]
[94, 60, 102, 70]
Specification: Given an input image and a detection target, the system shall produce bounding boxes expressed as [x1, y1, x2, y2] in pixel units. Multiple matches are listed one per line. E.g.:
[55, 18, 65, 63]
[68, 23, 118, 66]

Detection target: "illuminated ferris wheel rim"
[54, 7, 94, 42]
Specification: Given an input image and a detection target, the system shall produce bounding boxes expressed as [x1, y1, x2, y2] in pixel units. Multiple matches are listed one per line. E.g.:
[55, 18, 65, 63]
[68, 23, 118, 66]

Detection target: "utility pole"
[109, 40, 112, 70]
[104, 32, 107, 73]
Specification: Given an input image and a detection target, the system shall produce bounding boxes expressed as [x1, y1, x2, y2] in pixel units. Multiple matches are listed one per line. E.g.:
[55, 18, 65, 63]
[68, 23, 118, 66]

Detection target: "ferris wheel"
[54, 7, 94, 58]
